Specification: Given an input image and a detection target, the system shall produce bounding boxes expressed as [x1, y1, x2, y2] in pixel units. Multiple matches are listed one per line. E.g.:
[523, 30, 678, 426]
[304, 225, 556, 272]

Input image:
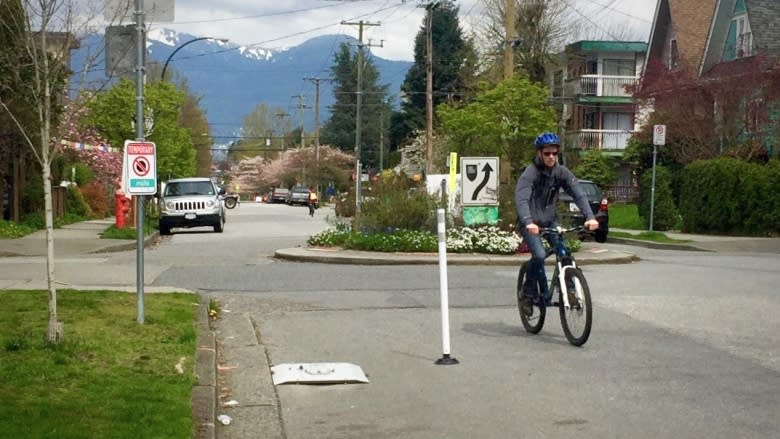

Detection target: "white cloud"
[147, 0, 655, 62]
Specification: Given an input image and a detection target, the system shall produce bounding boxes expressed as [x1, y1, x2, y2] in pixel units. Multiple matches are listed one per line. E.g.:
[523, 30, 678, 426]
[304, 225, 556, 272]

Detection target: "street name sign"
[123, 140, 157, 195]
[460, 157, 499, 206]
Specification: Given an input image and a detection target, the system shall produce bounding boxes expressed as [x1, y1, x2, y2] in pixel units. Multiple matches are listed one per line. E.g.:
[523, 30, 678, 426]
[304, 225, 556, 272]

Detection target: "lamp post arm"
[161, 37, 213, 81]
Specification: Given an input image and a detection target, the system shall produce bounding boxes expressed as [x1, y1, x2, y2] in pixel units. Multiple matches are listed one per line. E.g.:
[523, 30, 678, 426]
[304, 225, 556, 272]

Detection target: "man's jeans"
[520, 225, 559, 297]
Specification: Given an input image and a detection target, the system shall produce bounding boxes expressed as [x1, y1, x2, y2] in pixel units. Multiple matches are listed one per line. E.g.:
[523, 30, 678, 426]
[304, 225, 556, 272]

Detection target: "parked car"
[558, 180, 609, 243]
[158, 177, 225, 235]
[286, 185, 311, 206]
[270, 188, 289, 203]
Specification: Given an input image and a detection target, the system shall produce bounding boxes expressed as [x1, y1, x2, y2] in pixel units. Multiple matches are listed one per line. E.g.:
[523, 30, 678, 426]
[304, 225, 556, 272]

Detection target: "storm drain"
[271, 362, 369, 385]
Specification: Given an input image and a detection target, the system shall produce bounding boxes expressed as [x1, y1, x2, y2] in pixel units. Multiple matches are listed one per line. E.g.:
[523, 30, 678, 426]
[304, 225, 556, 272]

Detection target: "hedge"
[679, 158, 780, 235]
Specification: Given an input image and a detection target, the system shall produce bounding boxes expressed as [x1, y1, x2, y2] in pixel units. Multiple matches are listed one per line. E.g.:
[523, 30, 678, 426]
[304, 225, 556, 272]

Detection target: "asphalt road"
[2, 203, 778, 438]
[157, 203, 779, 438]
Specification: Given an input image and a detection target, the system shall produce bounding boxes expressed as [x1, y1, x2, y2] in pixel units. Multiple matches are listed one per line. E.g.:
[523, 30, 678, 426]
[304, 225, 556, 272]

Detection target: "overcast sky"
[138, 0, 656, 61]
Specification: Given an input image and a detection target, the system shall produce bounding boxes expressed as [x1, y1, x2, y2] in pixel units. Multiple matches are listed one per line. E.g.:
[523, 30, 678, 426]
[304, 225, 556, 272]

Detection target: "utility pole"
[291, 94, 310, 147]
[379, 99, 386, 171]
[504, 0, 516, 79]
[304, 77, 334, 162]
[341, 19, 380, 221]
[422, 2, 439, 175]
[275, 111, 290, 150]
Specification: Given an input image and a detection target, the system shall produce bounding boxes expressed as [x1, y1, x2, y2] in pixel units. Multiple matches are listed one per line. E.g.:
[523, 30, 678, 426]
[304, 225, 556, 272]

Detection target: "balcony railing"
[566, 75, 638, 98]
[565, 129, 635, 150]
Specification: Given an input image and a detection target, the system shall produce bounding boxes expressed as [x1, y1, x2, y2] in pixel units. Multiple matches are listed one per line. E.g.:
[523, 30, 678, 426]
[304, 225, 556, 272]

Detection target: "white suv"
[158, 177, 225, 235]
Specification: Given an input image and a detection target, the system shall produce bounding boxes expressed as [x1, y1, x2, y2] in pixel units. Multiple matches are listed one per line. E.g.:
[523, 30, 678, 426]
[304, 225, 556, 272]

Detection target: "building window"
[734, 16, 752, 58]
[669, 39, 679, 69]
[745, 98, 766, 134]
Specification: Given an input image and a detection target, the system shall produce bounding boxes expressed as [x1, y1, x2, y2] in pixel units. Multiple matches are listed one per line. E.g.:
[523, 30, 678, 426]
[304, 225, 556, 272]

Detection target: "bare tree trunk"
[38, 24, 61, 342]
[42, 159, 61, 341]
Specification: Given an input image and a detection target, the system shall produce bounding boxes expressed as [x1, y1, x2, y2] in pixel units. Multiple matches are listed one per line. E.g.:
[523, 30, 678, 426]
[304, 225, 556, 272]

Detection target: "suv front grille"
[174, 201, 206, 211]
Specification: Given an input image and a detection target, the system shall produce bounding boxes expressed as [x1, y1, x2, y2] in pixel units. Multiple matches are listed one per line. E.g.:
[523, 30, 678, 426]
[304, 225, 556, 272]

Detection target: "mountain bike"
[516, 225, 593, 346]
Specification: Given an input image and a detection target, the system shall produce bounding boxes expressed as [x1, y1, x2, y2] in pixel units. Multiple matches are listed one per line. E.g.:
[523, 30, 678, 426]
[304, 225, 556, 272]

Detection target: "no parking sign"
[123, 140, 157, 195]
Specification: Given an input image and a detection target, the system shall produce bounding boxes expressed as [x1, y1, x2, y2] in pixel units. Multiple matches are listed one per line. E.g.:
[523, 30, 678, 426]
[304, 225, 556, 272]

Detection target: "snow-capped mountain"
[70, 29, 412, 141]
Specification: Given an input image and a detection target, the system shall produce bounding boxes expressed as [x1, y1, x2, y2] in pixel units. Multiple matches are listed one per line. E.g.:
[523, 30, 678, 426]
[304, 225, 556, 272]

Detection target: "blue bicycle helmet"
[534, 132, 560, 149]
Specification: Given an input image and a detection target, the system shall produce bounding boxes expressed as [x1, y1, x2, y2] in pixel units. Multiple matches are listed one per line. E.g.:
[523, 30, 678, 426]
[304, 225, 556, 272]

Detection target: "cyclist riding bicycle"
[515, 132, 599, 305]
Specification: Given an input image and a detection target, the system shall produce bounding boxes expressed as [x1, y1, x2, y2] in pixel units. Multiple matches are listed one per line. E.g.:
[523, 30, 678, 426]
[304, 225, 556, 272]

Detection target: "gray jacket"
[515, 157, 595, 227]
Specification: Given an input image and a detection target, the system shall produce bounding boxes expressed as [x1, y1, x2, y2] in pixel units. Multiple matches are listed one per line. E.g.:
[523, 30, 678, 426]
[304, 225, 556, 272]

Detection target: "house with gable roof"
[641, 0, 780, 158]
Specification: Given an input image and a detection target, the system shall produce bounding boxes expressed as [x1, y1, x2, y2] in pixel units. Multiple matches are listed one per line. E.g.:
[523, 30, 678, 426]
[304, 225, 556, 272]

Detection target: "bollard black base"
[435, 354, 459, 365]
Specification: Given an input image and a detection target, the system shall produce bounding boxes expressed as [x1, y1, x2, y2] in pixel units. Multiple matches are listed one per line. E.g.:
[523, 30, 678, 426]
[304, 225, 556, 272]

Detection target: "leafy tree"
[437, 75, 557, 175]
[571, 150, 617, 189]
[0, 0, 37, 221]
[320, 43, 391, 168]
[84, 79, 196, 180]
[633, 57, 780, 165]
[176, 83, 212, 177]
[391, 1, 478, 148]
[230, 103, 293, 164]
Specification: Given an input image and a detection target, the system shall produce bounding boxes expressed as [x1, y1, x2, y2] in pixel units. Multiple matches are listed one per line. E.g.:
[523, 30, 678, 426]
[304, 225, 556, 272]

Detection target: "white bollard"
[435, 208, 459, 365]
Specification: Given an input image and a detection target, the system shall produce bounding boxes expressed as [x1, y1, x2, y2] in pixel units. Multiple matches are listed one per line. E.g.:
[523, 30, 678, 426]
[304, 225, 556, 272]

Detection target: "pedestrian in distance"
[308, 186, 318, 217]
[515, 132, 600, 303]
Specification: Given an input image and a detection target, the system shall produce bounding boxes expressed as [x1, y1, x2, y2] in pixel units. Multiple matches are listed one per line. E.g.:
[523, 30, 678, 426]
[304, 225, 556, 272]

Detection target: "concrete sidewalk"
[0, 218, 159, 257]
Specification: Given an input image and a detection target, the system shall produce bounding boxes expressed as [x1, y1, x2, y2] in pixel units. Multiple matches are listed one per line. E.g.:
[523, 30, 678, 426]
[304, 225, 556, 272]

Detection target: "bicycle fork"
[558, 264, 581, 310]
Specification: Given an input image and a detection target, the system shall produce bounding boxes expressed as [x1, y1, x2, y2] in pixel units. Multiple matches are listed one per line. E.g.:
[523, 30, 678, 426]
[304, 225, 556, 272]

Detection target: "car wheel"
[159, 223, 172, 236]
[214, 216, 224, 233]
[595, 229, 607, 243]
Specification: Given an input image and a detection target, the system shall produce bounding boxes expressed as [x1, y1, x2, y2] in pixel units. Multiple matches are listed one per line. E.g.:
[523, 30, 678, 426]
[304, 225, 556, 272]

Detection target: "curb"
[607, 236, 711, 252]
[90, 232, 162, 254]
[274, 247, 640, 266]
[193, 295, 217, 439]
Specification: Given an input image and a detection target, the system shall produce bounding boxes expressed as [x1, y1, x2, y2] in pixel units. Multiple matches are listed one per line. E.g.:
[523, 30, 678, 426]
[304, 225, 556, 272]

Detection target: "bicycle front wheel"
[517, 263, 546, 334]
[559, 268, 592, 346]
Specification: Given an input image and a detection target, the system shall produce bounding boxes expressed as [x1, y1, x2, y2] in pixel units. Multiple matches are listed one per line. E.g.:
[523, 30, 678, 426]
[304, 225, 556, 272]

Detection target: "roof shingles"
[745, 0, 780, 55]
[668, 0, 719, 68]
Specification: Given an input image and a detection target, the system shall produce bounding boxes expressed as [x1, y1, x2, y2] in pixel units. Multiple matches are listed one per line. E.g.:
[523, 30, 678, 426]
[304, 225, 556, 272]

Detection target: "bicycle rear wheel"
[517, 263, 546, 334]
[559, 268, 592, 346]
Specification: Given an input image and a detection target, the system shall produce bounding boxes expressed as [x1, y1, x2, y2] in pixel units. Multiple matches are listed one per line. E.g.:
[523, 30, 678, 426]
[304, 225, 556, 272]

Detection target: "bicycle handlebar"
[538, 225, 585, 236]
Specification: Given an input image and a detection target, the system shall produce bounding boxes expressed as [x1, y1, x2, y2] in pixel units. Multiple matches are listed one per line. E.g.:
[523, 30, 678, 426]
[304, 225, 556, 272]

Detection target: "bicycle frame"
[541, 226, 584, 310]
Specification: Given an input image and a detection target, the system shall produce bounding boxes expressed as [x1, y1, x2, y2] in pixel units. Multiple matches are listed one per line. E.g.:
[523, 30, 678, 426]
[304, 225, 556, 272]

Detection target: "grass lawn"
[0, 290, 199, 439]
[609, 204, 646, 229]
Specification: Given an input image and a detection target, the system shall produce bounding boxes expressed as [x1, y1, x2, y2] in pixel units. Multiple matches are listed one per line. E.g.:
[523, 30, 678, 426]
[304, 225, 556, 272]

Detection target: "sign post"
[650, 125, 666, 231]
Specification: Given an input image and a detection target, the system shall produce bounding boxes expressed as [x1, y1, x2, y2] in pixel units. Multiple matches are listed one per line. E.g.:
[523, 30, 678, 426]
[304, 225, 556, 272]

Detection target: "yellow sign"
[449, 152, 458, 192]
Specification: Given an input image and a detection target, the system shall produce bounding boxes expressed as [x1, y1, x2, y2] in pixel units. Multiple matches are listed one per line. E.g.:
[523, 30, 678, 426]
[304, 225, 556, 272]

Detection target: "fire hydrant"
[115, 190, 131, 229]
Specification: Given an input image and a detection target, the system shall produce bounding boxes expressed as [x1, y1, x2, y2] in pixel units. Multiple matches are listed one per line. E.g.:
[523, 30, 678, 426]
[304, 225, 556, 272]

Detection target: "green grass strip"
[0, 290, 199, 439]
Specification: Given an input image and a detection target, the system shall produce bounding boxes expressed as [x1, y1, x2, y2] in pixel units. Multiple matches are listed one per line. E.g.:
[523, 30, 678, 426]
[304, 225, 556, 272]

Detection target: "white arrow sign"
[460, 157, 499, 206]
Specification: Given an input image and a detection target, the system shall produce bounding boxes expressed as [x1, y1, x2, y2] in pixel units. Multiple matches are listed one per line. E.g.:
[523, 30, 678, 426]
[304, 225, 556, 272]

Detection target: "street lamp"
[161, 37, 228, 80]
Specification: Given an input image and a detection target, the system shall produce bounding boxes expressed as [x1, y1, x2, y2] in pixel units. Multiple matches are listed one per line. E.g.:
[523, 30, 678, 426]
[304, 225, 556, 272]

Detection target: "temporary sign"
[123, 140, 157, 195]
[653, 124, 667, 146]
[460, 157, 499, 206]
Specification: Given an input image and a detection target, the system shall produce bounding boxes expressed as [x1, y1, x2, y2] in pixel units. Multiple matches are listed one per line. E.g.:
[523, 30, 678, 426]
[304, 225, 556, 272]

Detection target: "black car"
[558, 180, 609, 243]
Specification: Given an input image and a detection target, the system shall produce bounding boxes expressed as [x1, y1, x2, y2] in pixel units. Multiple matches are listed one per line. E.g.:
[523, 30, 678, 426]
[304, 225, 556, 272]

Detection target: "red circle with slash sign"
[133, 156, 150, 176]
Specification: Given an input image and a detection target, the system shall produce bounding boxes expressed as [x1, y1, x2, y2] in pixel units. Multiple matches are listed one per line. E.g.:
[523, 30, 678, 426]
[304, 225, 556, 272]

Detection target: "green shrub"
[359, 176, 437, 233]
[680, 158, 780, 235]
[0, 219, 37, 238]
[638, 165, 678, 231]
[20, 212, 45, 230]
[65, 185, 91, 217]
[572, 150, 617, 189]
[72, 163, 95, 186]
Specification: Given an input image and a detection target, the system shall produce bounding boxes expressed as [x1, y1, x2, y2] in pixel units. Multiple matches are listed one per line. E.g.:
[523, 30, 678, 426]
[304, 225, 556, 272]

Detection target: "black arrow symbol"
[471, 162, 493, 200]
